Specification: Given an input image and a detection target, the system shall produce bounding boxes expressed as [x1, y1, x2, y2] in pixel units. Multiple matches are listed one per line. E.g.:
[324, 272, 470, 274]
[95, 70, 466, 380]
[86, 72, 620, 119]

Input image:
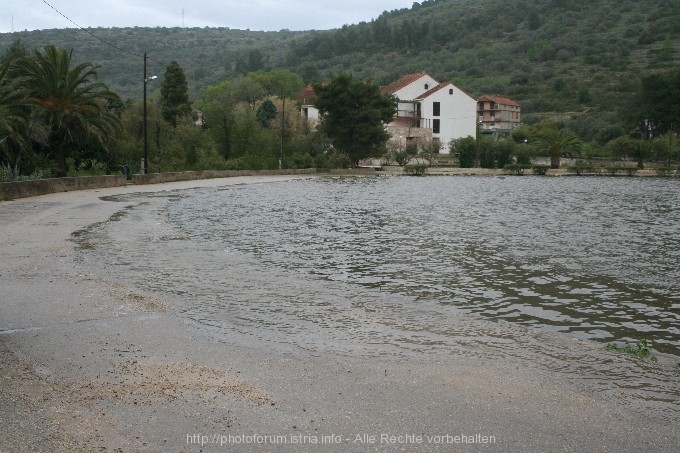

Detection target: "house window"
[433, 119, 440, 134]
[449, 89, 454, 95]
[424, 83, 429, 90]
[433, 102, 440, 117]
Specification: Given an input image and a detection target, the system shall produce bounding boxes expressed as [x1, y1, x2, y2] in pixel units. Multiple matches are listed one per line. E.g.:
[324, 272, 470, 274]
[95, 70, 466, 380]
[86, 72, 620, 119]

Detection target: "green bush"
[0, 165, 50, 182]
[452, 137, 477, 168]
[66, 158, 107, 177]
[314, 150, 351, 169]
[568, 160, 597, 175]
[478, 142, 496, 168]
[531, 164, 550, 175]
[606, 165, 638, 176]
[655, 166, 676, 176]
[224, 154, 278, 170]
[0, 165, 16, 182]
[285, 153, 315, 169]
[503, 163, 532, 175]
[403, 164, 428, 176]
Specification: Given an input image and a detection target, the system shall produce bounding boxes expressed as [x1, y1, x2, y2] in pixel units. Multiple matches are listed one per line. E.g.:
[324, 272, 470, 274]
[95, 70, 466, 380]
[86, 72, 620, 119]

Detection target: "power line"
[40, 0, 165, 67]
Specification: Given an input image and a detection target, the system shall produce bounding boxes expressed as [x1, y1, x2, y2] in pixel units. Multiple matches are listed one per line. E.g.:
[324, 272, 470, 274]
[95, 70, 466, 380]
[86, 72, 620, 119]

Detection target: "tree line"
[2, 41, 678, 182]
[449, 122, 677, 172]
[1, 43, 395, 180]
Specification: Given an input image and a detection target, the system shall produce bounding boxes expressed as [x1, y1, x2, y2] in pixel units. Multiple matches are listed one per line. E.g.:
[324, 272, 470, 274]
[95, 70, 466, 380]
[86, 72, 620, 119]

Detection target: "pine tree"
[313, 74, 396, 166]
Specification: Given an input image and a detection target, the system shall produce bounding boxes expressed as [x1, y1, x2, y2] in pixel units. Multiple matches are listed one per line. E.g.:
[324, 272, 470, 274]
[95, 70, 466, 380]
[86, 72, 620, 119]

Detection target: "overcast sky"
[2, 0, 417, 33]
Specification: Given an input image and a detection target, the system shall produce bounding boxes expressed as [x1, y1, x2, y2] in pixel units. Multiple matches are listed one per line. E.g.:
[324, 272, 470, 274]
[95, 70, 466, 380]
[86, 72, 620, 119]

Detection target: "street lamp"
[279, 94, 285, 170]
[143, 52, 157, 175]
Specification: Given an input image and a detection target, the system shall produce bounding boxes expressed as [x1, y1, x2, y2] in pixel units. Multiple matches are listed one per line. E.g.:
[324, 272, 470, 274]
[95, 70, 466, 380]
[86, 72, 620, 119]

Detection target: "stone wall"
[131, 168, 374, 185]
[0, 168, 375, 200]
[0, 175, 127, 200]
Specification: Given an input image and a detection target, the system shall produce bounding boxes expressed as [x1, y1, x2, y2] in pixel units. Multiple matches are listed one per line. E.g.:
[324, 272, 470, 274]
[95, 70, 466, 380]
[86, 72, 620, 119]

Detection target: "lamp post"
[279, 94, 285, 170]
[143, 53, 157, 174]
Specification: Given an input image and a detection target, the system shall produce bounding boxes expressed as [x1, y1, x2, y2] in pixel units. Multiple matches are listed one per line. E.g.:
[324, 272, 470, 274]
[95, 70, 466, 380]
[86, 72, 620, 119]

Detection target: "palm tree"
[532, 125, 580, 169]
[0, 60, 40, 177]
[14, 45, 121, 176]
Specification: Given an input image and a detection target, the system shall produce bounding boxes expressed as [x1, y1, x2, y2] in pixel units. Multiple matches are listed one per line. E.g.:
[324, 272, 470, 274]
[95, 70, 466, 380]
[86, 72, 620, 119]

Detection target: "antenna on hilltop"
[182, 8, 185, 27]
[11, 15, 14, 33]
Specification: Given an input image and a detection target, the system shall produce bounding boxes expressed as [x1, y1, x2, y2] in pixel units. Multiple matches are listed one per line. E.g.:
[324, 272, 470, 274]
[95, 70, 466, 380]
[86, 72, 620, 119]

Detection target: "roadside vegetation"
[2, 0, 680, 180]
[0, 43, 349, 181]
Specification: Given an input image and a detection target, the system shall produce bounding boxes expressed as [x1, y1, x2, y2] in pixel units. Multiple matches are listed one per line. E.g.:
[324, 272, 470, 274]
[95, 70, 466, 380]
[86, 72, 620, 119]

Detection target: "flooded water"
[168, 176, 680, 356]
[75, 175, 680, 420]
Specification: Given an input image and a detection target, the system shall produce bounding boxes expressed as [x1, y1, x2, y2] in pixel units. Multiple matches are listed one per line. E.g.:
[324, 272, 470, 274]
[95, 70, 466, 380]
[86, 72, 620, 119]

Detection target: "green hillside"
[0, 26, 308, 100]
[2, 0, 679, 143]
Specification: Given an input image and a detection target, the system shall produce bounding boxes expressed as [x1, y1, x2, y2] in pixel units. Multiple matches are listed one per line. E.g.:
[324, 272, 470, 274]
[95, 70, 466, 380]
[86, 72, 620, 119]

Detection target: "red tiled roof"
[416, 82, 475, 100]
[300, 84, 317, 105]
[381, 72, 431, 94]
[416, 82, 450, 99]
[478, 95, 520, 107]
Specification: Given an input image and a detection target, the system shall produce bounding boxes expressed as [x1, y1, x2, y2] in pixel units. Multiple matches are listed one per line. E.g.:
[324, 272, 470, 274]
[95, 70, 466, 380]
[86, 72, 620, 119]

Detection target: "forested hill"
[1, 0, 679, 141]
[0, 26, 309, 102]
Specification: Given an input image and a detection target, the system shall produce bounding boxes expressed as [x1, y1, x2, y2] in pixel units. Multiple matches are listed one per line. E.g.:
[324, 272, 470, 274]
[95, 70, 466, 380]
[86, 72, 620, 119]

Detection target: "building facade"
[300, 74, 510, 155]
[382, 73, 477, 154]
[477, 95, 521, 138]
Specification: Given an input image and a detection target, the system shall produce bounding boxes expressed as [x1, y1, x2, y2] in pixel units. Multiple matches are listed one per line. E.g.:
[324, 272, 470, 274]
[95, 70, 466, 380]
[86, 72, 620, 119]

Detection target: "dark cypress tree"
[313, 74, 396, 166]
[256, 99, 277, 128]
[160, 61, 192, 127]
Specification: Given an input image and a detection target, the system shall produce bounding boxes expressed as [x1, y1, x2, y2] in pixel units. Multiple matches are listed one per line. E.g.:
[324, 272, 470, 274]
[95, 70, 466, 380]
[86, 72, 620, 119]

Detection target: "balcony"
[395, 108, 420, 119]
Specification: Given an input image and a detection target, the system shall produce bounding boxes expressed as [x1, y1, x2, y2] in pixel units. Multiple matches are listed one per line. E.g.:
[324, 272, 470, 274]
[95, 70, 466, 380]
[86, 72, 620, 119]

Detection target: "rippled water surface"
[76, 176, 680, 421]
[166, 176, 680, 358]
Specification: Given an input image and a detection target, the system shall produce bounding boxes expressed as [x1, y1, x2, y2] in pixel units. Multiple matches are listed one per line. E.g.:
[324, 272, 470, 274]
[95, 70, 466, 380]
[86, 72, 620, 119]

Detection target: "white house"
[300, 84, 320, 124]
[381, 73, 477, 154]
[300, 73, 478, 154]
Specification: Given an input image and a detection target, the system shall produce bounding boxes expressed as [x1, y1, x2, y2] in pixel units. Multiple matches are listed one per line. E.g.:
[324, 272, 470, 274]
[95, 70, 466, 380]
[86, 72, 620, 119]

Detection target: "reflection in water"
[77, 176, 680, 421]
[169, 177, 680, 357]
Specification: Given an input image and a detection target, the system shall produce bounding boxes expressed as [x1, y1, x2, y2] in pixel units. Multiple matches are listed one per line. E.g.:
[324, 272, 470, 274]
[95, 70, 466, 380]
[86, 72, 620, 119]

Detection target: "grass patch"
[606, 339, 658, 362]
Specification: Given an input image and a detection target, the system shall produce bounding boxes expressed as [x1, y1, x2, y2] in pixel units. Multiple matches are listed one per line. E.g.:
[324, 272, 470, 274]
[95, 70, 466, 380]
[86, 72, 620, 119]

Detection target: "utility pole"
[279, 95, 285, 170]
[143, 53, 148, 174]
[142, 54, 159, 174]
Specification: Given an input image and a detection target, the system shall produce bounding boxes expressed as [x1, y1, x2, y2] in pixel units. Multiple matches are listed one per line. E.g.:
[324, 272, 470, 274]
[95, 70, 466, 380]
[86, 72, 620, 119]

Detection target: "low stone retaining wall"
[131, 167, 374, 185]
[0, 175, 127, 200]
[0, 168, 376, 200]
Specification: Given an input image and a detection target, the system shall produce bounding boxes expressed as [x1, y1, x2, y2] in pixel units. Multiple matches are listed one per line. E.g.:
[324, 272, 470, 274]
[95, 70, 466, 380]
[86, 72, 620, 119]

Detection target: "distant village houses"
[477, 95, 521, 139]
[300, 73, 520, 155]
